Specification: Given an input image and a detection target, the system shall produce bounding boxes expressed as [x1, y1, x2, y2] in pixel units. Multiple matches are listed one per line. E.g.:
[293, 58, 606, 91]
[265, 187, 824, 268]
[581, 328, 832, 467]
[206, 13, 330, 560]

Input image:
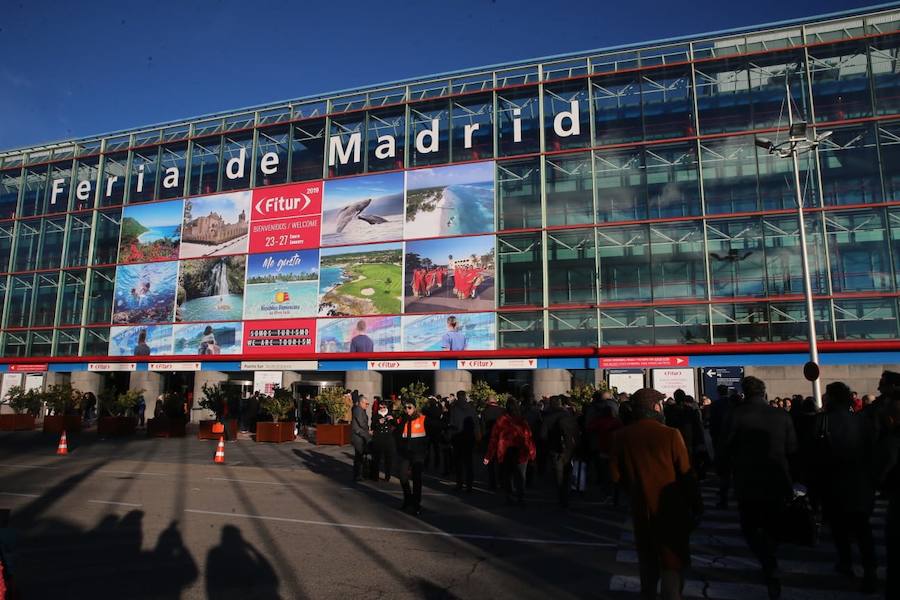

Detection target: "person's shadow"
[144, 520, 198, 597]
[206, 525, 280, 599]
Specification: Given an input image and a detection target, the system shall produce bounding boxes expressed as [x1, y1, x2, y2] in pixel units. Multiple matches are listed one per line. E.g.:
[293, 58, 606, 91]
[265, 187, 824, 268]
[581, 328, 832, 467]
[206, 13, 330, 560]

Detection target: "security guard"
[397, 400, 428, 515]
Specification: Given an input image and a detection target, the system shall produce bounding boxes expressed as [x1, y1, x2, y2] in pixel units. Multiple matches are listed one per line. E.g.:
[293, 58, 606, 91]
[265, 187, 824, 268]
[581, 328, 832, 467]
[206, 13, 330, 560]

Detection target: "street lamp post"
[755, 80, 831, 408]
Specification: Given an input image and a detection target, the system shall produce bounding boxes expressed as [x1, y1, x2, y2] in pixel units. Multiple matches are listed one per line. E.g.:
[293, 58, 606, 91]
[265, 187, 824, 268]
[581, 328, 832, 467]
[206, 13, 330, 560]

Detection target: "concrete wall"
[532, 369, 572, 399]
[70, 371, 101, 398]
[193, 371, 230, 422]
[435, 370, 472, 397]
[130, 371, 163, 423]
[744, 364, 899, 399]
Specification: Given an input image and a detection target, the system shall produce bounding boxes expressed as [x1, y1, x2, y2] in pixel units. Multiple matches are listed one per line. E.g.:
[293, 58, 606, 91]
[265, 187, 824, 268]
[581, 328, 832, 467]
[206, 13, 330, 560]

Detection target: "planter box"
[43, 415, 83, 434]
[316, 423, 351, 446]
[0, 414, 36, 431]
[255, 421, 295, 443]
[198, 419, 238, 440]
[97, 416, 137, 437]
[147, 416, 187, 438]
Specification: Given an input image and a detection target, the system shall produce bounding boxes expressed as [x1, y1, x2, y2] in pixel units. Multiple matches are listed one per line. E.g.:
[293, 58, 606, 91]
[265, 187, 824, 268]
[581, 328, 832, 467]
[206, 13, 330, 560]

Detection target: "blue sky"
[0, 0, 884, 151]
[189, 191, 250, 222]
[246, 249, 320, 278]
[323, 172, 404, 210]
[407, 162, 494, 190]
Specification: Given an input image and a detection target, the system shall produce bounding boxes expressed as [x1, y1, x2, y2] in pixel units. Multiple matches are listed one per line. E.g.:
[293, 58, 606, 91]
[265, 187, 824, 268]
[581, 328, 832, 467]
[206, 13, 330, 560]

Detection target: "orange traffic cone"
[57, 430, 68, 456]
[214, 436, 225, 464]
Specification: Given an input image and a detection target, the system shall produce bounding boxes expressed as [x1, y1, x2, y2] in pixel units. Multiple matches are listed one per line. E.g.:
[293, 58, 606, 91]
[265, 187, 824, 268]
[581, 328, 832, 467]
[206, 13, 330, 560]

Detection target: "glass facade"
[0, 8, 899, 359]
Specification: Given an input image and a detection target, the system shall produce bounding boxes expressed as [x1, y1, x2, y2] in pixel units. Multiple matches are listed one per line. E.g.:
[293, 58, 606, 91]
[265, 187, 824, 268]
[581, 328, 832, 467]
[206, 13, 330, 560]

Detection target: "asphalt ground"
[0, 430, 889, 599]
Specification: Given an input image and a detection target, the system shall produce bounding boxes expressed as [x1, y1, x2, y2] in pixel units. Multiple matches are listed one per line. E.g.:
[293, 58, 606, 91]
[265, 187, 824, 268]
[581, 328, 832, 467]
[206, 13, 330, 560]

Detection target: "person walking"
[483, 398, 536, 505]
[397, 400, 428, 515]
[875, 392, 900, 600]
[720, 376, 797, 599]
[540, 396, 580, 508]
[480, 395, 506, 490]
[422, 396, 443, 472]
[449, 390, 477, 492]
[370, 400, 397, 482]
[812, 381, 877, 593]
[351, 395, 372, 483]
[609, 388, 700, 600]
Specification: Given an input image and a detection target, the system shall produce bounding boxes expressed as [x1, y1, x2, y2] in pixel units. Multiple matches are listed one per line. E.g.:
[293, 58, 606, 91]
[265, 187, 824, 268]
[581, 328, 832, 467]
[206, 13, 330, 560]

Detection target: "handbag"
[776, 491, 819, 546]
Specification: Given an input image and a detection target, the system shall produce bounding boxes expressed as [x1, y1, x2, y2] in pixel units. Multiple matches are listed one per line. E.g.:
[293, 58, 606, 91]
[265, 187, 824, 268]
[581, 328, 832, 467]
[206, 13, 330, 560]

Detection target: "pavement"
[0, 429, 889, 599]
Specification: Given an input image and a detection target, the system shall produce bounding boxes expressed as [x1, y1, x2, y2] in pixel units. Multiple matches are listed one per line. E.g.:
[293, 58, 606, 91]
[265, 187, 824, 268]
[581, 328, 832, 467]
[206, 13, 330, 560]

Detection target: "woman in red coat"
[483, 398, 536, 505]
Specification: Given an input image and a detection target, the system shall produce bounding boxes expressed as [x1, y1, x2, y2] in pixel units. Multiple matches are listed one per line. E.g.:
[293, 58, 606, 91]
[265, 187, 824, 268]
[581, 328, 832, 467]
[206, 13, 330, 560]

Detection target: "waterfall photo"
[243, 249, 320, 320]
[177, 256, 246, 322]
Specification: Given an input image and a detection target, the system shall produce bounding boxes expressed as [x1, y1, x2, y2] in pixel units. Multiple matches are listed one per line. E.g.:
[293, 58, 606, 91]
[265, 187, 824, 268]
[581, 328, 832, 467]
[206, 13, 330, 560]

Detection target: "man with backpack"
[540, 396, 580, 508]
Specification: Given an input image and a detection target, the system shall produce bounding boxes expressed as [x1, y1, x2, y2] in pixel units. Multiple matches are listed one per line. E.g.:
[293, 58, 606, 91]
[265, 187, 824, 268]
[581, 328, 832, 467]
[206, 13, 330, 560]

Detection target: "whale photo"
[321, 172, 404, 246]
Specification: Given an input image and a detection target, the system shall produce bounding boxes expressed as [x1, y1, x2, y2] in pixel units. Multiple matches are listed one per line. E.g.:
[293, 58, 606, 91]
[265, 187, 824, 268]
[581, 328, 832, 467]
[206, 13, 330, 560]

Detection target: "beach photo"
[177, 255, 246, 322]
[117, 199, 184, 263]
[108, 324, 174, 356]
[404, 235, 495, 313]
[321, 172, 404, 246]
[243, 249, 320, 319]
[402, 312, 496, 352]
[172, 322, 243, 355]
[180, 191, 251, 258]
[316, 316, 401, 353]
[112, 261, 179, 324]
[405, 161, 495, 238]
[318, 242, 402, 316]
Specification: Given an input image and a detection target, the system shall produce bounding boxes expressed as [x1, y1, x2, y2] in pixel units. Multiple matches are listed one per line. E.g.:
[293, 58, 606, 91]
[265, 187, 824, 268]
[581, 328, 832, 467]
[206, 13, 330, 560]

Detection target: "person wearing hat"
[397, 399, 428, 515]
[609, 388, 701, 600]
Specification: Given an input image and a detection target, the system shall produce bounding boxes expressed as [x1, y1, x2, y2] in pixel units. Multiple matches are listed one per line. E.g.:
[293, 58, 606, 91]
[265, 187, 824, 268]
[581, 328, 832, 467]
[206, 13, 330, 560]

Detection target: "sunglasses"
[404, 405, 415, 410]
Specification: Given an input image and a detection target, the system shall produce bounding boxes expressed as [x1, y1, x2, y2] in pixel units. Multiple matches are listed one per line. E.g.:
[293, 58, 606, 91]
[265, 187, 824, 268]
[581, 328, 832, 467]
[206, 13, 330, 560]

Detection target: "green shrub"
[316, 386, 349, 423]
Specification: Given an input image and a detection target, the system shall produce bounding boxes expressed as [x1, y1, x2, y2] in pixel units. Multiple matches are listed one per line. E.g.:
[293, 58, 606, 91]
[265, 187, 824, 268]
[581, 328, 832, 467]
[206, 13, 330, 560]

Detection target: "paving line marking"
[101, 469, 168, 477]
[88, 500, 143, 507]
[206, 477, 287, 486]
[0, 463, 59, 470]
[184, 508, 615, 547]
[0, 492, 40, 498]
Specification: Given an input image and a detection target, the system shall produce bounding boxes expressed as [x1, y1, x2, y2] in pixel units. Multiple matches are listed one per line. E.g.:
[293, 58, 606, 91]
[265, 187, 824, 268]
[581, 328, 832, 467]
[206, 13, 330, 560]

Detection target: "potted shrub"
[42, 383, 83, 434]
[197, 383, 239, 440]
[147, 392, 187, 438]
[314, 386, 351, 445]
[256, 388, 295, 443]
[0, 386, 40, 431]
[97, 388, 141, 436]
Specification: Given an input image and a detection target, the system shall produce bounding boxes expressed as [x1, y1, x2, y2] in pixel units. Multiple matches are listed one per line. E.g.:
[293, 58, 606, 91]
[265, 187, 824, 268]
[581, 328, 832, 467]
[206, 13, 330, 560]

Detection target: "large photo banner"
[243, 318, 317, 356]
[173, 322, 243, 355]
[244, 249, 320, 319]
[118, 199, 184, 263]
[402, 312, 496, 351]
[404, 235, 495, 313]
[321, 172, 404, 246]
[180, 192, 251, 258]
[316, 316, 401, 353]
[113, 261, 179, 324]
[318, 243, 402, 316]
[109, 324, 174, 356]
[405, 162, 495, 238]
[248, 182, 323, 253]
[177, 256, 245, 322]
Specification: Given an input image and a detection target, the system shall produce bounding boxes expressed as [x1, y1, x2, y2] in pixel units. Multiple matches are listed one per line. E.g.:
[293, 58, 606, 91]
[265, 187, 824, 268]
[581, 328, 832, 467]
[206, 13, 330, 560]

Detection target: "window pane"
[189, 137, 221, 196]
[0, 223, 13, 273]
[13, 220, 40, 272]
[65, 214, 92, 268]
[255, 126, 290, 186]
[641, 67, 694, 141]
[701, 136, 759, 214]
[83, 327, 110, 356]
[757, 142, 817, 211]
[770, 301, 832, 341]
[46, 161, 72, 213]
[748, 51, 809, 130]
[0, 169, 21, 219]
[594, 148, 648, 222]
[809, 41, 872, 123]
[92, 210, 121, 266]
[544, 82, 590, 151]
[711, 303, 770, 343]
[29, 331, 53, 357]
[129, 147, 159, 203]
[21, 166, 49, 218]
[99, 152, 128, 207]
[881, 121, 900, 200]
[498, 88, 540, 156]
[7, 275, 34, 328]
[2, 331, 28, 358]
[819, 124, 882, 205]
[158, 144, 187, 199]
[72, 156, 99, 211]
[221, 134, 253, 191]
[497, 233, 543, 307]
[706, 218, 766, 297]
[452, 95, 493, 162]
[548, 229, 596, 305]
[695, 58, 752, 134]
[653, 305, 709, 345]
[598, 225, 651, 301]
[871, 35, 900, 116]
[549, 309, 597, 347]
[646, 143, 700, 218]
[498, 310, 544, 348]
[600, 307, 652, 346]
[59, 270, 86, 326]
[328, 116, 365, 177]
[87, 268, 115, 324]
[764, 214, 828, 295]
[291, 119, 326, 182]
[54, 328, 81, 356]
[593, 72, 643, 145]
[650, 221, 706, 299]
[366, 109, 405, 172]
[33, 273, 59, 326]
[826, 209, 892, 292]
[497, 158, 540, 231]
[545, 153, 593, 226]
[833, 298, 898, 340]
[38, 218, 66, 270]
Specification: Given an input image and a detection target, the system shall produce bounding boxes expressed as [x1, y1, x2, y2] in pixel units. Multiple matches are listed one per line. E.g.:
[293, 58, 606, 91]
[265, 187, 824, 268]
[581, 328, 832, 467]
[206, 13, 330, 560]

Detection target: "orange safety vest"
[404, 415, 427, 439]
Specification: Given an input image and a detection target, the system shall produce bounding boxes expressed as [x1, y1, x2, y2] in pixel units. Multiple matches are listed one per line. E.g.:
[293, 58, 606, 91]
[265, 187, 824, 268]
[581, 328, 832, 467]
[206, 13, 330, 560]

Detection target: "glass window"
[757, 140, 818, 211]
[46, 161, 72, 213]
[833, 298, 899, 340]
[549, 309, 597, 348]
[808, 41, 872, 123]
[55, 328, 81, 357]
[33, 272, 59, 327]
[826, 209, 892, 293]
[29, 331, 53, 357]
[92, 210, 121, 266]
[498, 88, 540, 156]
[641, 67, 694, 141]
[221, 134, 253, 191]
[747, 52, 809, 130]
[548, 229, 596, 305]
[769, 300, 833, 341]
[72, 156, 99, 211]
[367, 109, 405, 172]
[158, 144, 187, 199]
[646, 143, 700, 218]
[701, 136, 759, 214]
[452, 95, 493, 162]
[545, 153, 593, 226]
[650, 221, 707, 299]
[819, 124, 883, 205]
[2, 331, 27, 358]
[594, 148, 647, 222]
[0, 223, 13, 273]
[291, 119, 326, 182]
[652, 305, 709, 345]
[497, 233, 543, 307]
[13, 220, 40, 272]
[65, 213, 92, 268]
[764, 214, 828, 295]
[86, 268, 115, 325]
[38, 218, 66, 270]
[83, 327, 110, 356]
[592, 72, 643, 145]
[498, 158, 541, 230]
[410, 101, 449, 167]
[498, 311, 544, 349]
[871, 35, 900, 116]
[255, 126, 290, 187]
[0, 169, 21, 219]
[20, 166, 49, 218]
[695, 58, 752, 134]
[598, 225, 651, 301]
[327, 116, 365, 177]
[0, 279, 7, 326]
[544, 81, 590, 151]
[706, 218, 766, 297]
[6, 275, 34, 328]
[59, 270, 86, 326]
[129, 147, 160, 203]
[881, 121, 900, 200]
[600, 307, 652, 346]
[711, 302, 770, 343]
[188, 137, 221, 196]
[99, 152, 128, 207]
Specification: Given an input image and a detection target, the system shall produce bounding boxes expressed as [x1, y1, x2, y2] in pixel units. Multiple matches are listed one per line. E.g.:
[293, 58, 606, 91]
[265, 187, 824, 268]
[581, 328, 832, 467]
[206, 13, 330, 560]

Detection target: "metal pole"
[786, 82, 823, 408]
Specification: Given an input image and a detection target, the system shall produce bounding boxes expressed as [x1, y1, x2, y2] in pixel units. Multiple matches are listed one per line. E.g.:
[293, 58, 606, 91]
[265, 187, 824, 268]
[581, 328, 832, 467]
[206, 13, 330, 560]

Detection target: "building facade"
[0, 5, 899, 403]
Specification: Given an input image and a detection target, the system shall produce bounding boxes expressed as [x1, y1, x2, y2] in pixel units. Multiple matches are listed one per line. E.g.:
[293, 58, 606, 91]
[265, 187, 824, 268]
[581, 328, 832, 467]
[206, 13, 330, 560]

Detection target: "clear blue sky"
[0, 0, 886, 151]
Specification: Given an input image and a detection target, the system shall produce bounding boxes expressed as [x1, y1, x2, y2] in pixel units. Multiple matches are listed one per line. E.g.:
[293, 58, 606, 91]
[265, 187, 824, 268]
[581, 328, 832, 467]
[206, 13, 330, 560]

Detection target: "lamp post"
[755, 80, 831, 408]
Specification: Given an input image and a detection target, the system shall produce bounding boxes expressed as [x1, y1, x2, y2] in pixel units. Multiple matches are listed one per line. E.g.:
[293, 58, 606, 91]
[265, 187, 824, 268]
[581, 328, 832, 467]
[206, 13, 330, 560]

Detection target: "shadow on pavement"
[206, 524, 280, 600]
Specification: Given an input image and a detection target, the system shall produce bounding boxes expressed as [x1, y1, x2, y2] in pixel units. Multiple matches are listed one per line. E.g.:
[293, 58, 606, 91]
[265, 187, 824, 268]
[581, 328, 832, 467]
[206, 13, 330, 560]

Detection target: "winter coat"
[485, 414, 536, 464]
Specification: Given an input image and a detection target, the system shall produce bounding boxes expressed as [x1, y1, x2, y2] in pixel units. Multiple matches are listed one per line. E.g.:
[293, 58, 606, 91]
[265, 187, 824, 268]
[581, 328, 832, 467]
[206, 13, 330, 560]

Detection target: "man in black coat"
[875, 393, 900, 600]
[721, 376, 797, 599]
[540, 396, 580, 507]
[449, 390, 477, 492]
[351, 395, 372, 482]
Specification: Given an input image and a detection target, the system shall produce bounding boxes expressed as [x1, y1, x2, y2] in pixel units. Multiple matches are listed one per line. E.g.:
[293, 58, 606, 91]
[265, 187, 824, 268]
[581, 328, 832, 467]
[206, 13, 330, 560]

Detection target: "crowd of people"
[343, 371, 900, 600]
